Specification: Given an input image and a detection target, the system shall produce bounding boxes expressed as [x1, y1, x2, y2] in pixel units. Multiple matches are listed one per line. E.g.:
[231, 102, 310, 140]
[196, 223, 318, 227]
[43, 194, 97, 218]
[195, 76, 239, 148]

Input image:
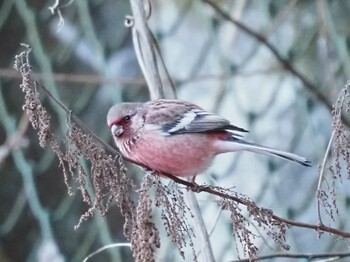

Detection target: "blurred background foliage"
[0, 0, 350, 261]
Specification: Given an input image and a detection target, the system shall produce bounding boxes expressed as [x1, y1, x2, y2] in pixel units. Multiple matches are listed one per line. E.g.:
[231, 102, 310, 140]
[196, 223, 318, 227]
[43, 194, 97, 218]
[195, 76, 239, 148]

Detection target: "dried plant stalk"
[219, 188, 289, 258]
[131, 173, 160, 262]
[14, 45, 136, 237]
[318, 82, 350, 223]
[152, 173, 197, 261]
[331, 82, 350, 179]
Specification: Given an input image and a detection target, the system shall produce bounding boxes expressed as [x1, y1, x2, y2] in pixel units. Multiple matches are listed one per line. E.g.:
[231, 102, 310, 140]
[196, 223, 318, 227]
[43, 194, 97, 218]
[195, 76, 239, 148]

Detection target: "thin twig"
[149, 30, 177, 98]
[229, 251, 350, 262]
[186, 189, 215, 261]
[37, 82, 120, 156]
[317, 130, 335, 225]
[82, 243, 131, 262]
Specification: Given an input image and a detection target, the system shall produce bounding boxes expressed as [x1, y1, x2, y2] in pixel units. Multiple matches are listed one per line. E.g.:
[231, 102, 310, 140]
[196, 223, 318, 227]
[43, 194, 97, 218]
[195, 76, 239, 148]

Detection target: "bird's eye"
[124, 115, 131, 122]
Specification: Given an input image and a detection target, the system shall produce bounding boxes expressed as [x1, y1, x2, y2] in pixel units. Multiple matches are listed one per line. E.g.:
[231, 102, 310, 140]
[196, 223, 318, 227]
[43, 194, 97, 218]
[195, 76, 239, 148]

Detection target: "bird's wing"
[143, 99, 248, 135]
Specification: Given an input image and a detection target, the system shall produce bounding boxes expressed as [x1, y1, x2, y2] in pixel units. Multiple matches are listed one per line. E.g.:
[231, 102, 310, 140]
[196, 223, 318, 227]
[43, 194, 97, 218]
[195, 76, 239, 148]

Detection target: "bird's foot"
[188, 175, 204, 192]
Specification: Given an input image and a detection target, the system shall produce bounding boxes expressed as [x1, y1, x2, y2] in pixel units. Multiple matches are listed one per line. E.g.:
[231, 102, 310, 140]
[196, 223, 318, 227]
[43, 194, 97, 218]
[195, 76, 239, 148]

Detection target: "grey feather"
[231, 139, 312, 167]
[162, 109, 248, 134]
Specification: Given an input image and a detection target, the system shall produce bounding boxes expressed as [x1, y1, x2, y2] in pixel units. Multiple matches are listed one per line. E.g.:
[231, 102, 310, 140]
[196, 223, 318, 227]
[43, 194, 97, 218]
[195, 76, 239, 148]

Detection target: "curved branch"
[128, 0, 164, 100]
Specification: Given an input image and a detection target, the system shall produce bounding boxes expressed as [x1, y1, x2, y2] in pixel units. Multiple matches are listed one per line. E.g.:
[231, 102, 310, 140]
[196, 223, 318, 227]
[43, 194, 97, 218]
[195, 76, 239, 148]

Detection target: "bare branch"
[229, 251, 350, 262]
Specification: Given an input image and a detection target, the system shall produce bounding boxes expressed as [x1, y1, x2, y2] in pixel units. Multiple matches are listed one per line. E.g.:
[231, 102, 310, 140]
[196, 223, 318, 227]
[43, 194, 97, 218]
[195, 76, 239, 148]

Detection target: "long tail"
[223, 139, 311, 167]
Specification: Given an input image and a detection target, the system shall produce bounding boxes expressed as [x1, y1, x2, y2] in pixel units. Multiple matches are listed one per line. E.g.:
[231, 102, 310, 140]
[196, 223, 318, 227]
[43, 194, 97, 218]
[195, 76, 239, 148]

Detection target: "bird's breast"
[120, 132, 218, 177]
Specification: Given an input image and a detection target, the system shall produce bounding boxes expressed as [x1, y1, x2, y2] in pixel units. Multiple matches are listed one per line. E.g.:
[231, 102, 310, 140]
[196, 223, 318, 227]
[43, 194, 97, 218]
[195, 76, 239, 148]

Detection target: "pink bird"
[107, 99, 311, 177]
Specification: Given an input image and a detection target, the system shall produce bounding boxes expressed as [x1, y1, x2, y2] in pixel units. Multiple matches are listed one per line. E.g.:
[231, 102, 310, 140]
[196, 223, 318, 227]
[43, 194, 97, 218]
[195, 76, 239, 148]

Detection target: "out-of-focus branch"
[0, 113, 29, 165]
[319, 0, 350, 80]
[76, 0, 105, 71]
[0, 0, 13, 29]
[0, 68, 145, 86]
[0, 83, 62, 257]
[0, 68, 283, 87]
[0, 189, 26, 235]
[203, 0, 350, 129]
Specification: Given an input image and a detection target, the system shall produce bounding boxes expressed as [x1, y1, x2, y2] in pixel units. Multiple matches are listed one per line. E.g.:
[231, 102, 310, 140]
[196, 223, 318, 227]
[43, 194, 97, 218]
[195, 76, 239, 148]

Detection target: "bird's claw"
[188, 176, 205, 192]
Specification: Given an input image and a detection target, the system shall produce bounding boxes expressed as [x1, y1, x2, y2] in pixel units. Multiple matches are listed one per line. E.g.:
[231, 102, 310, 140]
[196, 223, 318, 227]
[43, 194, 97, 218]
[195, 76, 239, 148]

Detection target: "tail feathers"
[232, 140, 311, 167]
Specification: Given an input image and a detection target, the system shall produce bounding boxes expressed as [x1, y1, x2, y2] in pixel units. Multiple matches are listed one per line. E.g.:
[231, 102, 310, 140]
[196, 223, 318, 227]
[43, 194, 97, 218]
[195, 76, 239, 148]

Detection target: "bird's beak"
[111, 124, 124, 137]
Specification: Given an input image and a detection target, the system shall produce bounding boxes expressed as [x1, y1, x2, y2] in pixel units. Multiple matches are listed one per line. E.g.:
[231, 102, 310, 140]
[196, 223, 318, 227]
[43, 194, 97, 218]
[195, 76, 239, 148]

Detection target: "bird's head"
[107, 102, 144, 139]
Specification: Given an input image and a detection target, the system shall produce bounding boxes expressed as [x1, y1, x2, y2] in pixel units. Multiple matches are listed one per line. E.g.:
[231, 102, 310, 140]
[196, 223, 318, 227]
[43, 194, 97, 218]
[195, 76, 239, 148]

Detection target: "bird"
[107, 99, 311, 178]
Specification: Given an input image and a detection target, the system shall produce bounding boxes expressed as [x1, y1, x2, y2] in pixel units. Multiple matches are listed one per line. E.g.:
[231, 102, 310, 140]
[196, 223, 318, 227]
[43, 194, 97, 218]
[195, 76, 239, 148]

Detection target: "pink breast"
[130, 133, 216, 177]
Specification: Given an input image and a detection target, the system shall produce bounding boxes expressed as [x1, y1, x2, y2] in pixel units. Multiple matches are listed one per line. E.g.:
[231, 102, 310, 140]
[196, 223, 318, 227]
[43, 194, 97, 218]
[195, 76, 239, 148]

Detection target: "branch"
[155, 172, 350, 238]
[37, 82, 120, 157]
[230, 251, 350, 262]
[203, 0, 350, 128]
